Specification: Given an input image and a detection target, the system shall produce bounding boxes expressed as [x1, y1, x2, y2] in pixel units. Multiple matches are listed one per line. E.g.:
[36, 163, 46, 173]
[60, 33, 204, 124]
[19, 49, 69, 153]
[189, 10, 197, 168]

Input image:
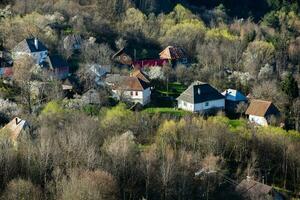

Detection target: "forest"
[0, 0, 299, 199]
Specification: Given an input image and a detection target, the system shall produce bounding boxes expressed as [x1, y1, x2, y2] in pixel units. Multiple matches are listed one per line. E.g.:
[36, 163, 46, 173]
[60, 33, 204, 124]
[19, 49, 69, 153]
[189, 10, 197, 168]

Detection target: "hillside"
[0, 0, 299, 199]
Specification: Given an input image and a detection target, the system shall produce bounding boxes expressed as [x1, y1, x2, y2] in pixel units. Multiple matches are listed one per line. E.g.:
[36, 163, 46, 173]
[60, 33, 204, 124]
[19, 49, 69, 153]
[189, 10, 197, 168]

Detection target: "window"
[205, 102, 209, 107]
[130, 91, 133, 96]
[184, 102, 187, 106]
[136, 91, 138, 96]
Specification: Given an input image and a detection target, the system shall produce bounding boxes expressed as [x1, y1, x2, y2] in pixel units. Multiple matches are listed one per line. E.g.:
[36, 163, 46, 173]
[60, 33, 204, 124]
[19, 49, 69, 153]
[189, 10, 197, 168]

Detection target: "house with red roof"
[159, 46, 188, 64]
[105, 73, 151, 105]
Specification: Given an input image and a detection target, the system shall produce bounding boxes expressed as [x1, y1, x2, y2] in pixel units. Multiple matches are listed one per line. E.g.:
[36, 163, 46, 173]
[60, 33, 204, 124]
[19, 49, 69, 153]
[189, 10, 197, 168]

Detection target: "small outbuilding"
[236, 177, 284, 200]
[222, 89, 247, 113]
[245, 99, 280, 126]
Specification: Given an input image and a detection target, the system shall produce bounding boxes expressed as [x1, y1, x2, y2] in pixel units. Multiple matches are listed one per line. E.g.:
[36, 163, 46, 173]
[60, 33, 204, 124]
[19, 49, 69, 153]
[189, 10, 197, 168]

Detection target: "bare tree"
[1, 179, 42, 200]
[59, 169, 119, 200]
[13, 55, 35, 114]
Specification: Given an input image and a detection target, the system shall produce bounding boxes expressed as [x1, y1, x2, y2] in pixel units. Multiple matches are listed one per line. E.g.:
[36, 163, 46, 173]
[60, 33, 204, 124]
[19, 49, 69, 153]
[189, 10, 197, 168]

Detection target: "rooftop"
[245, 99, 280, 117]
[177, 81, 224, 103]
[13, 38, 47, 53]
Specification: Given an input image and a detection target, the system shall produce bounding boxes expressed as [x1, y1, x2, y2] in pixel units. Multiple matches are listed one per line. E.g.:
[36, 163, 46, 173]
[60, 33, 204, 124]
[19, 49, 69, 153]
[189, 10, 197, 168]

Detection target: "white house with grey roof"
[177, 81, 225, 113]
[12, 38, 48, 65]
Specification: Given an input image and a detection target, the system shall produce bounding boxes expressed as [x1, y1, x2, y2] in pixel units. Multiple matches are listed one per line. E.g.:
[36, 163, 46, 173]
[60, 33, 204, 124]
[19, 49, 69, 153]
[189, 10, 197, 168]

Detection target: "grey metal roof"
[177, 81, 224, 103]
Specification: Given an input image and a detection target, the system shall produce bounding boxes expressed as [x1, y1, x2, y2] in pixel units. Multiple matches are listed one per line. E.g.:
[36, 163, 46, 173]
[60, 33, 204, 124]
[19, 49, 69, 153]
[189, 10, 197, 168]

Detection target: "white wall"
[194, 99, 225, 112]
[178, 100, 194, 112]
[178, 99, 225, 112]
[249, 115, 268, 126]
[112, 88, 151, 105]
[14, 50, 48, 64]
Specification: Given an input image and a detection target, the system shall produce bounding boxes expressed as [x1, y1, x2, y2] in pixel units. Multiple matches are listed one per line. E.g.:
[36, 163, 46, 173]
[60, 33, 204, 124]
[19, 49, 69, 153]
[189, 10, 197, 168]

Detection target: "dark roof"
[222, 89, 247, 102]
[177, 81, 224, 103]
[112, 48, 133, 65]
[13, 38, 47, 53]
[236, 179, 273, 200]
[245, 99, 280, 117]
[48, 55, 68, 69]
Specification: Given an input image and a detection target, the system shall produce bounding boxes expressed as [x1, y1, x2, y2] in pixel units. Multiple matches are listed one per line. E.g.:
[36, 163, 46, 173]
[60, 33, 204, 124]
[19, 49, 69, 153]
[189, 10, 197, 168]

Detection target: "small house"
[177, 81, 225, 113]
[12, 38, 48, 65]
[45, 55, 69, 79]
[88, 64, 111, 85]
[159, 46, 187, 64]
[1, 117, 28, 143]
[105, 74, 151, 105]
[236, 177, 284, 200]
[112, 48, 133, 66]
[222, 89, 247, 113]
[245, 99, 280, 126]
[63, 34, 82, 51]
[81, 89, 102, 105]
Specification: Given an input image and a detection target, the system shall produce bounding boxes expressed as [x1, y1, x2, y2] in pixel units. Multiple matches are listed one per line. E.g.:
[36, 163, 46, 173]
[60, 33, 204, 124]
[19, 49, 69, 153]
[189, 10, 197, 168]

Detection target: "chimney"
[246, 176, 252, 181]
[34, 37, 38, 50]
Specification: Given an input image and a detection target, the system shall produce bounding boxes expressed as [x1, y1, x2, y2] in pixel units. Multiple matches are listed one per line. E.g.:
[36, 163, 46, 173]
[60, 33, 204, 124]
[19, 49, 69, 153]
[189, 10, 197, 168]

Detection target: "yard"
[156, 82, 187, 98]
[150, 81, 187, 107]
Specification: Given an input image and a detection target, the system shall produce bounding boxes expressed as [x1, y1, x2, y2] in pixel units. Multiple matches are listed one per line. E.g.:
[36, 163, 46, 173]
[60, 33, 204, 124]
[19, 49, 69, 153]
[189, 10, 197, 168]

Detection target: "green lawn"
[157, 82, 187, 97]
[143, 107, 189, 117]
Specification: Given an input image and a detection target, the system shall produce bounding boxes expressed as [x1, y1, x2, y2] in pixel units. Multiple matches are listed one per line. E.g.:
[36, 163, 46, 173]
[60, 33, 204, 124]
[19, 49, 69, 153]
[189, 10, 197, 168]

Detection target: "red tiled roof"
[131, 69, 150, 83]
[159, 46, 186, 60]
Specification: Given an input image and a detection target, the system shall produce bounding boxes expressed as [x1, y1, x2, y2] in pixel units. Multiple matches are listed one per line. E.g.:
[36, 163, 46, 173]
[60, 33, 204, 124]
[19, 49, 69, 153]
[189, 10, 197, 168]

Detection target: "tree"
[81, 42, 113, 65]
[281, 73, 299, 99]
[102, 131, 139, 199]
[243, 41, 275, 78]
[292, 98, 300, 131]
[59, 169, 119, 200]
[236, 101, 248, 117]
[13, 55, 35, 114]
[1, 179, 42, 200]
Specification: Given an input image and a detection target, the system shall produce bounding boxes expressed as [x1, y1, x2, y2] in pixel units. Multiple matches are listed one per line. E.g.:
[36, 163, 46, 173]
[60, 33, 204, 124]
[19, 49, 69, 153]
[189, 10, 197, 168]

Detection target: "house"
[130, 69, 150, 83]
[88, 64, 111, 85]
[112, 48, 133, 65]
[236, 177, 284, 200]
[12, 38, 48, 65]
[0, 49, 13, 77]
[45, 55, 69, 79]
[63, 34, 82, 51]
[177, 81, 225, 113]
[159, 46, 187, 64]
[105, 74, 151, 105]
[132, 59, 169, 69]
[1, 117, 28, 143]
[245, 99, 280, 126]
[81, 89, 102, 105]
[222, 89, 247, 113]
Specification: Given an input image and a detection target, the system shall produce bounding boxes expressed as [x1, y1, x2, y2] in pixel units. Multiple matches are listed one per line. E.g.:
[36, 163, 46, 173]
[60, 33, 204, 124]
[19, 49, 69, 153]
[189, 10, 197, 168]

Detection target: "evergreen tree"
[281, 73, 299, 99]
